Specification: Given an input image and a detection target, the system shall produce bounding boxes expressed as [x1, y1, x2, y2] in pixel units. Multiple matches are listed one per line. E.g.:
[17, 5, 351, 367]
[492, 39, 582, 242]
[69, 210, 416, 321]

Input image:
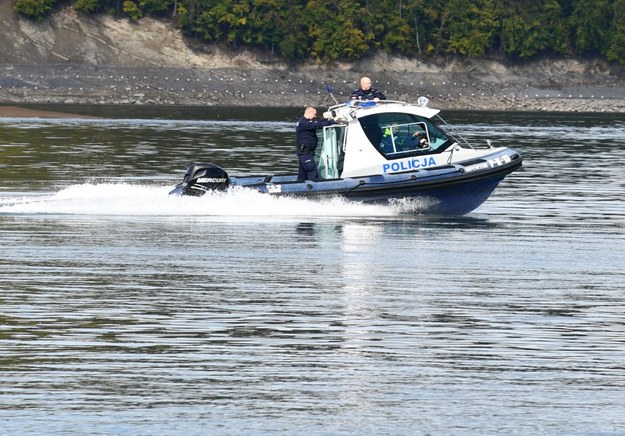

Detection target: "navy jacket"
[350, 87, 386, 101]
[295, 116, 335, 148]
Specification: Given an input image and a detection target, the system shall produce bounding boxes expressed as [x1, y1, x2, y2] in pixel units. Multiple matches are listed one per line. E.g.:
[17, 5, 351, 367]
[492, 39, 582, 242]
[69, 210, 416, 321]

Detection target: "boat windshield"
[358, 112, 454, 159]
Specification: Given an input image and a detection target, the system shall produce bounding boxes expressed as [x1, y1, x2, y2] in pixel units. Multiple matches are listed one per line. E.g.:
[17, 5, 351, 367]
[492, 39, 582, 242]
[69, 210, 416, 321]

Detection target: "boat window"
[359, 113, 453, 159]
[318, 124, 346, 179]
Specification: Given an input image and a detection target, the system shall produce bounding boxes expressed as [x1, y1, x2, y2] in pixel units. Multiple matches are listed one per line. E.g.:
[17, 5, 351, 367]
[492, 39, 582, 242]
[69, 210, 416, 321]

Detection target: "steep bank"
[2, 3, 625, 112]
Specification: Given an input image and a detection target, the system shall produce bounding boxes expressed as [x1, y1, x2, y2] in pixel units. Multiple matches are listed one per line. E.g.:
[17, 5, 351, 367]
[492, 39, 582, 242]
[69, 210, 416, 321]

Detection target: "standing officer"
[295, 106, 335, 182]
[350, 76, 386, 101]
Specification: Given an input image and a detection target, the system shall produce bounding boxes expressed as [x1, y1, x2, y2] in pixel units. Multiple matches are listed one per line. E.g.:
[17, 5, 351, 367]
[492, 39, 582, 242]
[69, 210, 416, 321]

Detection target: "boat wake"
[0, 183, 429, 218]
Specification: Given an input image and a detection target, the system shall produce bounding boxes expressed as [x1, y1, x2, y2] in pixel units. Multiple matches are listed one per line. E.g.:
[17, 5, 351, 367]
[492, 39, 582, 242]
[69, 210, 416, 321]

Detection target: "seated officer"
[412, 132, 430, 149]
[381, 126, 401, 153]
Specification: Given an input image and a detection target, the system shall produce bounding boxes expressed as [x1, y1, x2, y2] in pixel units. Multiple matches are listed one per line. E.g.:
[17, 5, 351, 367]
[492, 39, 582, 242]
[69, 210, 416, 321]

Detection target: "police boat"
[169, 98, 522, 215]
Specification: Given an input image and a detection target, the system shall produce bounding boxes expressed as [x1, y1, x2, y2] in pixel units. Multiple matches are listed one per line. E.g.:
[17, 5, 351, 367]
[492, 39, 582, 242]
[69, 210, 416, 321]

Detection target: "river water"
[1, 105, 624, 435]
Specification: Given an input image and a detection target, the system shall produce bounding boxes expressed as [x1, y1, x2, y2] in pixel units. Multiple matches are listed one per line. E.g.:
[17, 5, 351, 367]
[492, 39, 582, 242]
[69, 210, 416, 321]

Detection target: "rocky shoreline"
[2, 6, 625, 115]
[2, 62, 625, 115]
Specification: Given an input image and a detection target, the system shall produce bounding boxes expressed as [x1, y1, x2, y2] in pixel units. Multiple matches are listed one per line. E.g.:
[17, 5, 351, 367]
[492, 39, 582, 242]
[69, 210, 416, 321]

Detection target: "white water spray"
[0, 183, 419, 218]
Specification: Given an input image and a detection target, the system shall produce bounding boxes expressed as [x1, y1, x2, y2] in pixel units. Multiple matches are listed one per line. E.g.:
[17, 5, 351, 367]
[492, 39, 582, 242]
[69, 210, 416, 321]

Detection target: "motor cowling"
[169, 163, 229, 196]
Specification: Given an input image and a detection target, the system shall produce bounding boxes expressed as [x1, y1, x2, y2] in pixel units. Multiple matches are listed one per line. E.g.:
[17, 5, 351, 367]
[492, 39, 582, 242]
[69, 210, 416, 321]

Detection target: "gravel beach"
[2, 63, 625, 117]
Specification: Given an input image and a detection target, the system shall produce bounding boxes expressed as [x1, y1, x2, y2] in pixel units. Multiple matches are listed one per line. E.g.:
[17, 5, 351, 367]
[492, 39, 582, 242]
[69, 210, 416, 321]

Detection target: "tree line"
[13, 0, 625, 65]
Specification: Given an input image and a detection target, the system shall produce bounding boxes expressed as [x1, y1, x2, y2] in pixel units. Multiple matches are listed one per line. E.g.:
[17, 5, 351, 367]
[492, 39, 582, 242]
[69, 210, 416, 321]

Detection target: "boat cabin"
[317, 100, 460, 179]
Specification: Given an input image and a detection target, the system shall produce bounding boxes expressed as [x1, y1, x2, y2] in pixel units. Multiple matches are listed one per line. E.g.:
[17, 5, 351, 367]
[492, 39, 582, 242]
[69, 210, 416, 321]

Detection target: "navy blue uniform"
[350, 87, 386, 101]
[295, 116, 335, 182]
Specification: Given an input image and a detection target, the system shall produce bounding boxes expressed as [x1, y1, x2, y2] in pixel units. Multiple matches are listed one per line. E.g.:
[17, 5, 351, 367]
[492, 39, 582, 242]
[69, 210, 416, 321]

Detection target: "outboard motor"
[169, 163, 229, 196]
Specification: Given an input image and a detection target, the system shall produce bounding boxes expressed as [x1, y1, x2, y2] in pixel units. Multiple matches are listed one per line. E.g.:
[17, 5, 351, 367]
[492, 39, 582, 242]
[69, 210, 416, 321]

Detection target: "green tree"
[305, 0, 370, 62]
[412, 0, 446, 54]
[13, 0, 57, 20]
[123, 0, 142, 20]
[238, 0, 289, 52]
[192, 9, 222, 42]
[204, 0, 253, 47]
[499, 0, 568, 58]
[376, 0, 420, 55]
[304, 0, 340, 61]
[140, 0, 175, 15]
[442, 0, 499, 56]
[178, 0, 210, 38]
[400, 0, 438, 55]
[75, 0, 130, 15]
[569, 0, 612, 54]
[266, 1, 309, 60]
[605, 0, 625, 63]
[72, 0, 103, 13]
[182, 0, 242, 43]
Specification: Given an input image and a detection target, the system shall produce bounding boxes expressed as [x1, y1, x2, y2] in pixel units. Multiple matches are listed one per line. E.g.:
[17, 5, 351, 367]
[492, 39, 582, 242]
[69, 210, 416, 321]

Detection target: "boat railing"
[433, 114, 494, 150]
[327, 99, 411, 112]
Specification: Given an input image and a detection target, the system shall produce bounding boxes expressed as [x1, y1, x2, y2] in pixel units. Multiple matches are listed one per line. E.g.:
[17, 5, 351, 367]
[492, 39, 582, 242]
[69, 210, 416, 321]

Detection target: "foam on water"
[0, 183, 413, 218]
